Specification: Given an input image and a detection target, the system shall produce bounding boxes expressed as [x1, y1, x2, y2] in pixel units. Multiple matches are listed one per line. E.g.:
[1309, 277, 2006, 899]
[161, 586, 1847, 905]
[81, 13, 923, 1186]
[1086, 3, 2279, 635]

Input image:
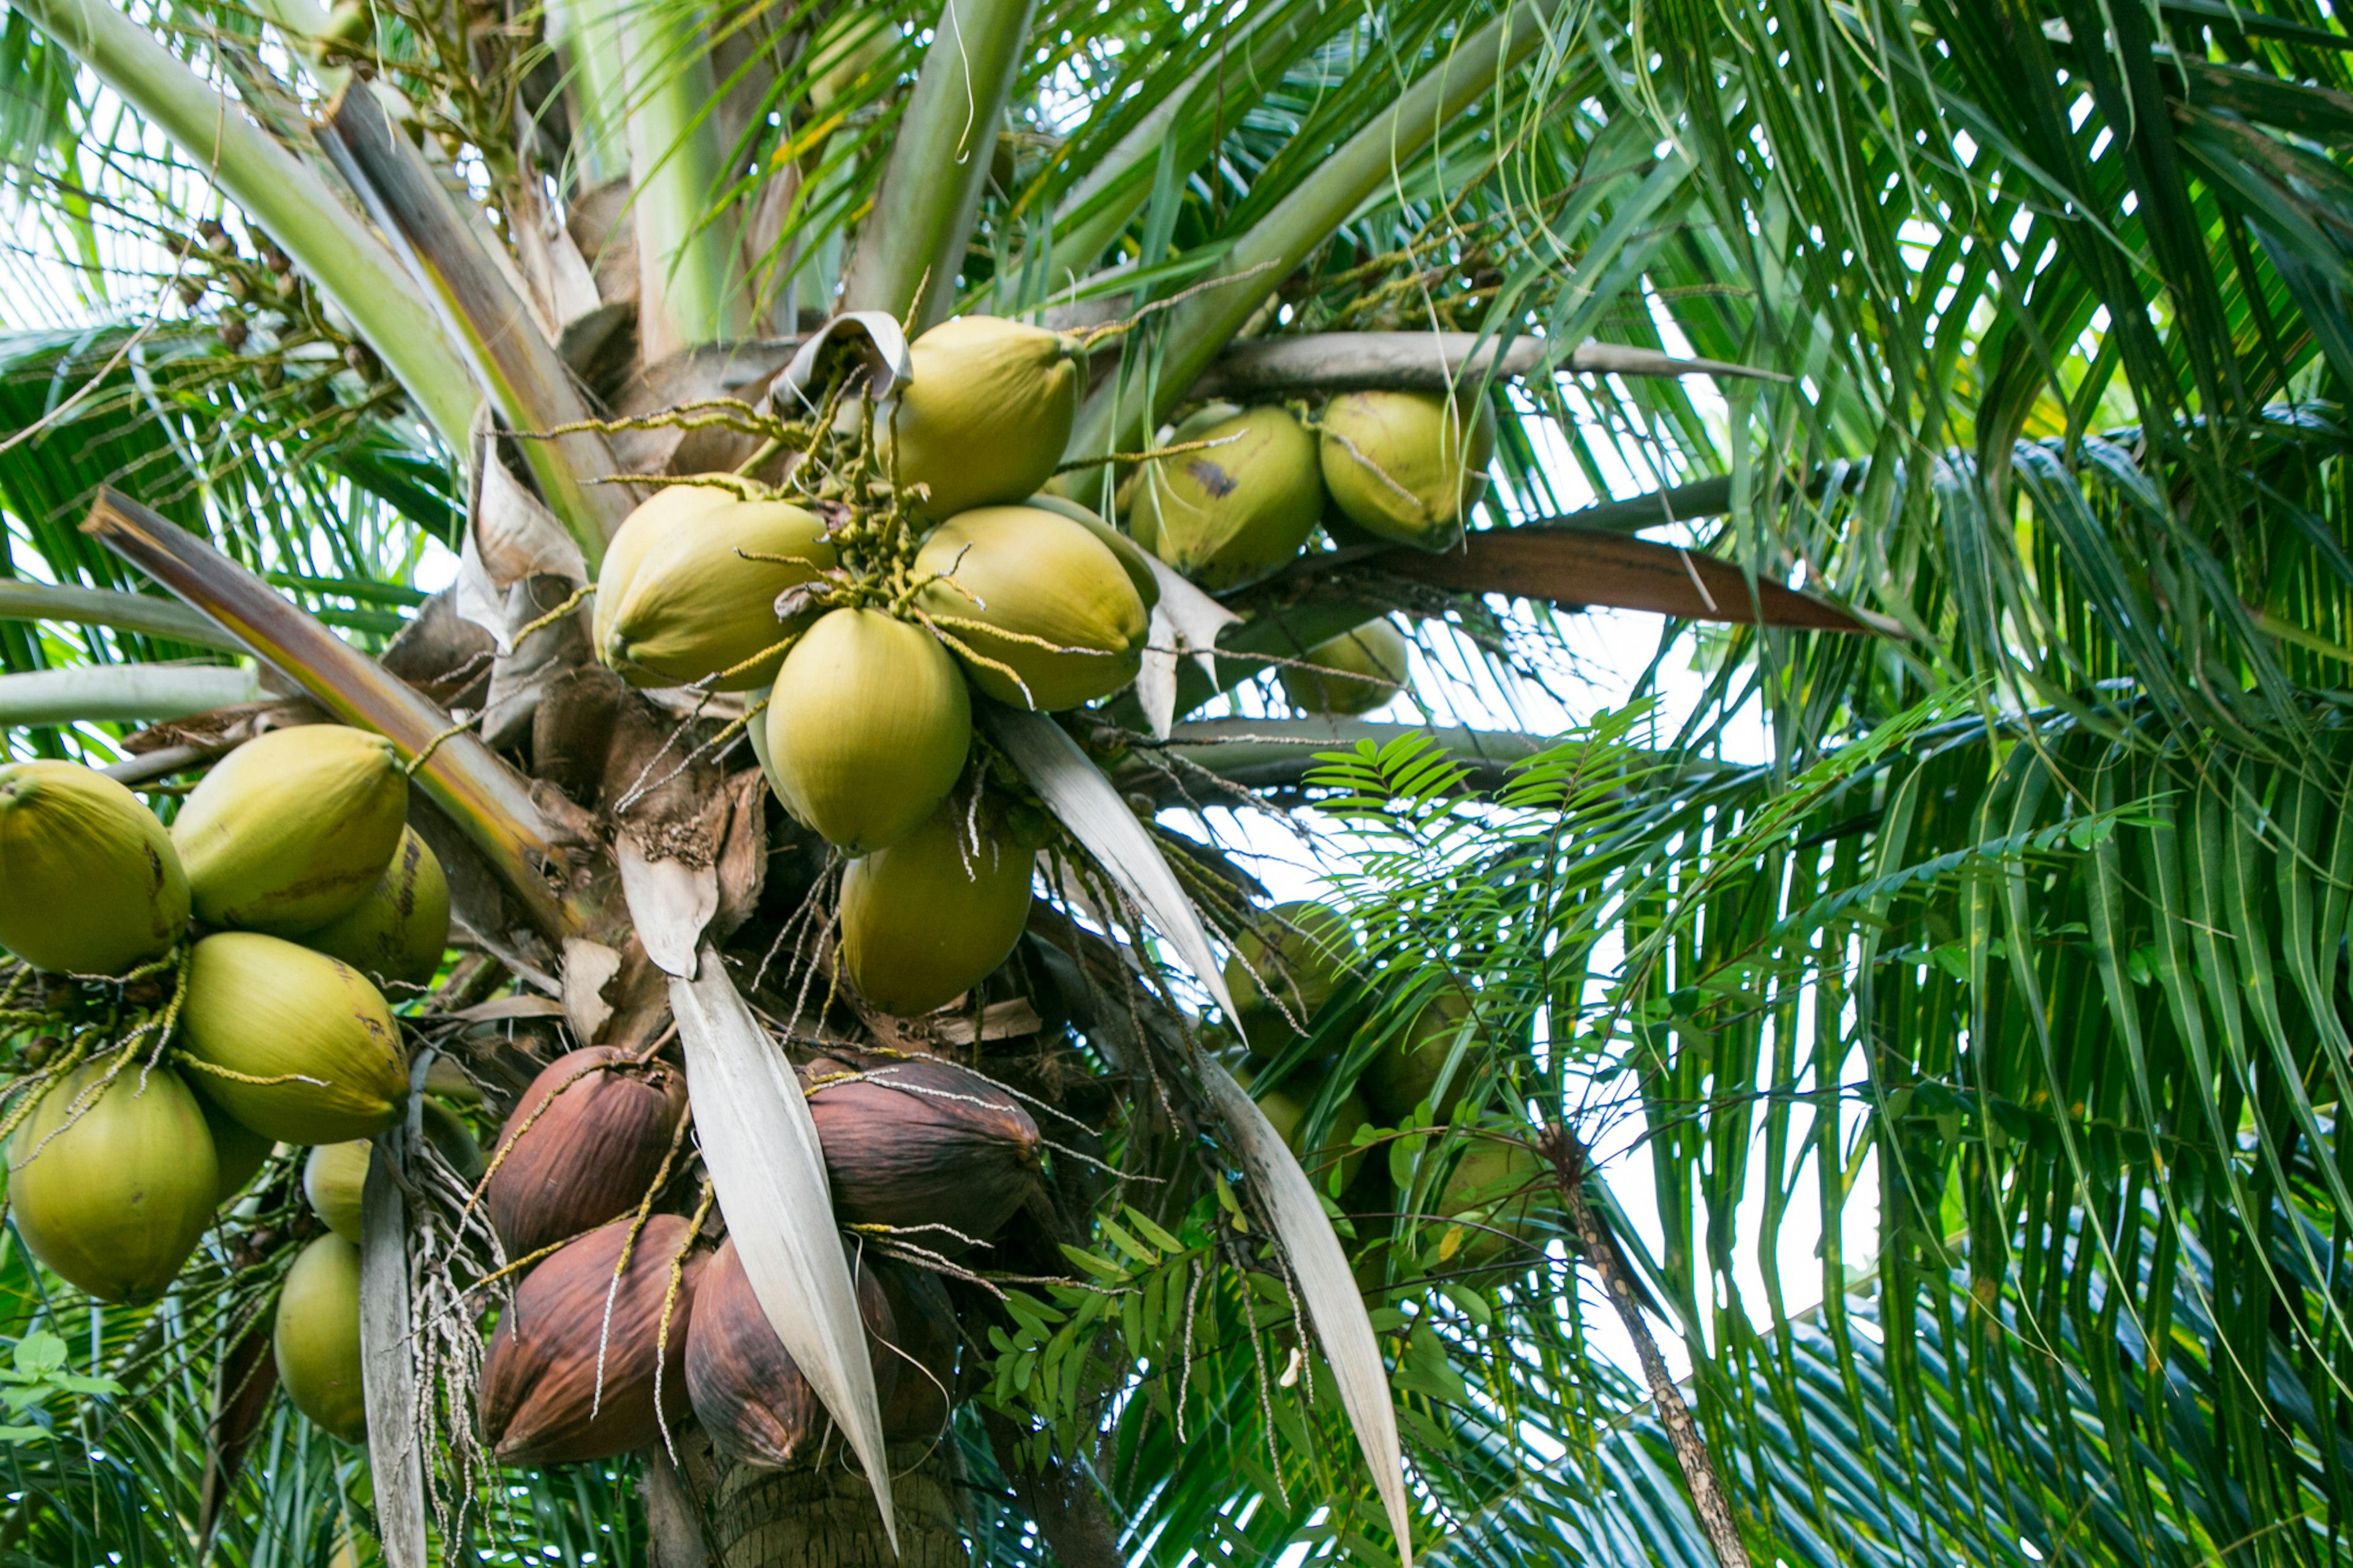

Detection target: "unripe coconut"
[1221, 900, 1359, 1058]
[1361, 984, 1474, 1123]
[9, 1063, 217, 1303]
[304, 1139, 369, 1244]
[1023, 493, 1161, 610]
[0, 760, 187, 975]
[173, 726, 407, 935]
[420, 1098, 484, 1184]
[1432, 1141, 1548, 1268]
[295, 826, 450, 988]
[274, 1233, 366, 1442]
[480, 1215, 704, 1464]
[839, 799, 1036, 1016]
[1279, 618, 1411, 716]
[1133, 404, 1323, 590]
[1318, 390, 1496, 549]
[804, 1055, 1042, 1251]
[203, 1097, 275, 1206]
[180, 933, 407, 1145]
[599, 493, 838, 690]
[485, 1047, 688, 1259]
[1241, 1063, 1376, 1194]
[763, 608, 971, 853]
[912, 506, 1148, 710]
[684, 1237, 896, 1470]
[589, 483, 735, 659]
[806, 8, 895, 110]
[888, 317, 1080, 518]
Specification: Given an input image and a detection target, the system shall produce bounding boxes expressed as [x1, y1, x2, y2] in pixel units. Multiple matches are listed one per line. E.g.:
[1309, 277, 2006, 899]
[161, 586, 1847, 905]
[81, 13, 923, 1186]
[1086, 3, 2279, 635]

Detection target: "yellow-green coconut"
[598, 491, 838, 690]
[172, 726, 407, 936]
[1133, 404, 1323, 590]
[1242, 1063, 1376, 1194]
[305, 1138, 370, 1245]
[1221, 900, 1359, 1058]
[1318, 390, 1496, 549]
[10, 1063, 217, 1303]
[0, 760, 187, 976]
[1279, 618, 1411, 715]
[179, 933, 408, 1145]
[295, 825, 450, 988]
[912, 506, 1148, 710]
[762, 608, 971, 853]
[589, 483, 736, 659]
[1023, 493, 1161, 611]
[1361, 984, 1474, 1122]
[1431, 1141, 1548, 1268]
[840, 800, 1037, 1015]
[888, 317, 1080, 518]
[275, 1233, 367, 1442]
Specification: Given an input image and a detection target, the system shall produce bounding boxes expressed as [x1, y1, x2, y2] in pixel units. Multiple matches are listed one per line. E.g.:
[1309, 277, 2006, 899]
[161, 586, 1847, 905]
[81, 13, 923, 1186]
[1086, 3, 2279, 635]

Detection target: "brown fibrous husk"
[479, 1214, 703, 1465]
[485, 1047, 689, 1259]
[683, 1235, 897, 1471]
[804, 1055, 1044, 1254]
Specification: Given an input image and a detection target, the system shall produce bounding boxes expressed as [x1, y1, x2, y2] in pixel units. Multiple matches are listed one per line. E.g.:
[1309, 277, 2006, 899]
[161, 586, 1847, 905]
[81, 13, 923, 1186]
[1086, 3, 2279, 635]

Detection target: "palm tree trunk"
[665, 1430, 971, 1568]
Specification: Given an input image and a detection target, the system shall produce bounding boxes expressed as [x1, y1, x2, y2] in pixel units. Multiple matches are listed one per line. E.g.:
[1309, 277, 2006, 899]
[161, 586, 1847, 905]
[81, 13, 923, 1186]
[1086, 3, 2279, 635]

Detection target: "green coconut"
[1278, 618, 1411, 715]
[0, 760, 188, 976]
[179, 932, 408, 1145]
[9, 1062, 217, 1303]
[1360, 984, 1474, 1123]
[599, 492, 838, 690]
[1023, 493, 1161, 610]
[589, 483, 737, 659]
[275, 1233, 367, 1442]
[888, 317, 1080, 518]
[1318, 390, 1496, 549]
[203, 1097, 275, 1206]
[762, 608, 972, 853]
[1221, 900, 1359, 1058]
[420, 1097, 485, 1184]
[840, 799, 1037, 1015]
[912, 506, 1148, 710]
[295, 825, 450, 988]
[1432, 1141, 1548, 1268]
[1241, 1063, 1376, 1194]
[305, 1139, 369, 1244]
[1133, 404, 1324, 590]
[173, 725, 408, 936]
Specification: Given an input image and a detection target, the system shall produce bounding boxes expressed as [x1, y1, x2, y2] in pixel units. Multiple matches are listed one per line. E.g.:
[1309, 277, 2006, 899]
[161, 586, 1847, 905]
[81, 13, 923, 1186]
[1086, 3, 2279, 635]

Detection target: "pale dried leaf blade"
[360, 1146, 428, 1568]
[1191, 1055, 1414, 1567]
[982, 706, 1235, 1017]
[1138, 607, 1179, 741]
[617, 835, 719, 979]
[779, 311, 914, 409]
[983, 706, 1412, 1564]
[669, 947, 898, 1550]
[1148, 558, 1242, 685]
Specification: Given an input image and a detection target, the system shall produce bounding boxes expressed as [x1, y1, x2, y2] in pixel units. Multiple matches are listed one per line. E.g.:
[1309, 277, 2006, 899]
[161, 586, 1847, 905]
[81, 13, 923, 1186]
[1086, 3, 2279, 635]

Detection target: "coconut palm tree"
[1, 0, 2351, 1562]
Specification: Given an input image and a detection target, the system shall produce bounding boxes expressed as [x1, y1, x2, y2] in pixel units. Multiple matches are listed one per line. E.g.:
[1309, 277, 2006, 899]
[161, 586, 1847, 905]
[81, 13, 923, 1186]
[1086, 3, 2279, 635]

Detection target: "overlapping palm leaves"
[0, 0, 2351, 1561]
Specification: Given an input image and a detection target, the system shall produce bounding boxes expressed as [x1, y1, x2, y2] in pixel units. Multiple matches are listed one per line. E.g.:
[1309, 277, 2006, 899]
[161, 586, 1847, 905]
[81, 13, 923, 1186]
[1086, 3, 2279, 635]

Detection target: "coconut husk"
[803, 1055, 1042, 1253]
[874, 1263, 959, 1441]
[484, 1047, 689, 1259]
[683, 1235, 896, 1470]
[479, 1214, 704, 1464]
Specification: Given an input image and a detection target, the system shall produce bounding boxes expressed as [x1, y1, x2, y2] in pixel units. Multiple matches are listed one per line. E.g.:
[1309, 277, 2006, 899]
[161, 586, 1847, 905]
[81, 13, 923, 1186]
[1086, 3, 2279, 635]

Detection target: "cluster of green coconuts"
[0, 725, 452, 1441]
[593, 315, 1493, 1018]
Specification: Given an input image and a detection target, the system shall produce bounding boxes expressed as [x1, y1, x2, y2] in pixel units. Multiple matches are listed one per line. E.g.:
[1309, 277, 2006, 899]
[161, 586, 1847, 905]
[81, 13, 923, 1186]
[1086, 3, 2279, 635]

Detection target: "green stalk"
[83, 488, 591, 939]
[618, 0, 750, 359]
[0, 581, 243, 650]
[839, 0, 1039, 329]
[1066, 0, 1563, 465]
[0, 665, 258, 727]
[545, 0, 628, 187]
[324, 86, 633, 563]
[1047, 1, 1339, 276]
[9, 0, 479, 451]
